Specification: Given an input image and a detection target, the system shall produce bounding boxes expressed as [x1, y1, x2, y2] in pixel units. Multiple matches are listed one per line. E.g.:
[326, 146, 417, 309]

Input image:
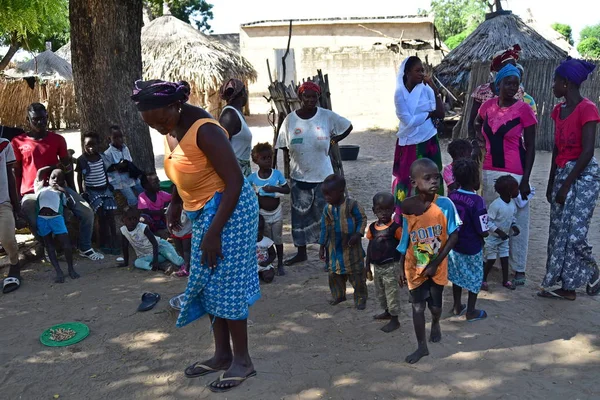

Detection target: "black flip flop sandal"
[208, 371, 257, 393]
[586, 268, 600, 296]
[184, 362, 220, 378]
[137, 292, 160, 311]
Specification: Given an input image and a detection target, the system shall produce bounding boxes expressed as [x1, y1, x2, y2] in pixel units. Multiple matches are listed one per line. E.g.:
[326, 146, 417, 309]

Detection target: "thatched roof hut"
[434, 11, 567, 92]
[141, 14, 256, 115]
[56, 15, 256, 116]
[0, 50, 78, 129]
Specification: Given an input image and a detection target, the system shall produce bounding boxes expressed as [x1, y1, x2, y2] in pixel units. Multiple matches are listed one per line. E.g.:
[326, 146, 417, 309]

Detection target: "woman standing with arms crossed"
[474, 64, 537, 288]
[132, 80, 260, 393]
[539, 58, 600, 300]
[276, 81, 353, 265]
[392, 56, 445, 222]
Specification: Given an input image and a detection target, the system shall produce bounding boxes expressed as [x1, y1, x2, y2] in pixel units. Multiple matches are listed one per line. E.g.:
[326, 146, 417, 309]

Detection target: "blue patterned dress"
[176, 180, 260, 326]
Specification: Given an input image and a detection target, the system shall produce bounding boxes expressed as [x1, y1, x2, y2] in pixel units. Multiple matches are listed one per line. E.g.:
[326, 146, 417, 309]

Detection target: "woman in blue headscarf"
[473, 64, 537, 290]
[539, 58, 600, 300]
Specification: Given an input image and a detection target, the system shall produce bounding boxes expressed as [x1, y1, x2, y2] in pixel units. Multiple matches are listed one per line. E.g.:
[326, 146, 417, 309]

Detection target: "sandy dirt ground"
[1, 115, 600, 400]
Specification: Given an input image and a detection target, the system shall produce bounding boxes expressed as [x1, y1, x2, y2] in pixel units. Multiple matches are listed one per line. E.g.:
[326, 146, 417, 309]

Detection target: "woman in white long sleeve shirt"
[392, 56, 445, 222]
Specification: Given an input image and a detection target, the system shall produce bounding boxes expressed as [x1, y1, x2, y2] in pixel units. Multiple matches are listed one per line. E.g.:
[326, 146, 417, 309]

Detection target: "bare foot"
[380, 317, 400, 333]
[429, 321, 442, 343]
[276, 264, 286, 276]
[405, 345, 429, 364]
[55, 273, 65, 283]
[373, 310, 392, 320]
[356, 301, 366, 310]
[284, 253, 307, 266]
[69, 269, 80, 279]
[329, 297, 346, 305]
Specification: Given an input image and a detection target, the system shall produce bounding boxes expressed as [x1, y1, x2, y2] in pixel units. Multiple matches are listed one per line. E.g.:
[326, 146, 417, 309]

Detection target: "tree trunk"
[70, 0, 155, 173]
[0, 43, 20, 71]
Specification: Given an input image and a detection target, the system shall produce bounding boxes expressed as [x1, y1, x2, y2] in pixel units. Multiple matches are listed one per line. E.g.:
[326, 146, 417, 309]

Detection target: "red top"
[552, 99, 600, 168]
[11, 131, 68, 195]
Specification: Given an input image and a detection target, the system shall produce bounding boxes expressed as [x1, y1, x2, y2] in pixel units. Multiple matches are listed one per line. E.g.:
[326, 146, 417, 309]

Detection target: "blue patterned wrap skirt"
[176, 180, 260, 327]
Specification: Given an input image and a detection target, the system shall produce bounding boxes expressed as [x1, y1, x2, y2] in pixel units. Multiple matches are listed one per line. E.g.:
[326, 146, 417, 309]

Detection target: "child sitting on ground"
[447, 158, 489, 321]
[443, 139, 473, 192]
[365, 192, 403, 333]
[482, 175, 520, 291]
[104, 126, 144, 206]
[397, 158, 460, 364]
[247, 142, 290, 276]
[76, 132, 118, 254]
[319, 174, 368, 310]
[166, 202, 192, 277]
[35, 166, 79, 283]
[118, 207, 185, 271]
[257, 215, 276, 283]
[138, 173, 171, 236]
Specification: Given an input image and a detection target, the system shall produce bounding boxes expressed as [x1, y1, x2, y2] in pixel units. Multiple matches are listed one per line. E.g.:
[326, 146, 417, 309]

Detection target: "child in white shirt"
[35, 166, 78, 283]
[118, 207, 184, 271]
[482, 175, 520, 291]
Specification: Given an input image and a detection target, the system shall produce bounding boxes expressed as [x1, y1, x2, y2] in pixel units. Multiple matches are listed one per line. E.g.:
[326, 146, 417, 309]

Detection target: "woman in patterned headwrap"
[219, 79, 253, 176]
[539, 58, 600, 301]
[131, 80, 260, 392]
[275, 81, 353, 265]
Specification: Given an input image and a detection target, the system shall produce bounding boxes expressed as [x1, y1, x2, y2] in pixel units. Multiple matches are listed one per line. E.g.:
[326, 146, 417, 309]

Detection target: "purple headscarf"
[555, 57, 596, 86]
[131, 80, 190, 111]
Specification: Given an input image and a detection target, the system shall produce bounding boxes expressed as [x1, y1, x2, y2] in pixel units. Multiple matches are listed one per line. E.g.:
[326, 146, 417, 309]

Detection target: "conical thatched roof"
[55, 15, 256, 92]
[141, 14, 256, 92]
[434, 12, 567, 91]
[3, 50, 73, 81]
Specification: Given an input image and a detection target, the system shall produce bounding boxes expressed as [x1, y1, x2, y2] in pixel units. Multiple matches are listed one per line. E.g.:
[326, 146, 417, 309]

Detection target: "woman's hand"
[201, 228, 223, 268]
[555, 183, 570, 205]
[346, 233, 361, 247]
[167, 201, 183, 232]
[519, 180, 531, 201]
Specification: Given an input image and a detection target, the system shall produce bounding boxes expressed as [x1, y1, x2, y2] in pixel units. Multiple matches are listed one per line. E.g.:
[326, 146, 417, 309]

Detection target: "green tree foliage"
[147, 0, 214, 32]
[430, 0, 487, 41]
[445, 30, 470, 50]
[551, 23, 574, 46]
[580, 24, 600, 41]
[577, 37, 600, 59]
[0, 0, 69, 68]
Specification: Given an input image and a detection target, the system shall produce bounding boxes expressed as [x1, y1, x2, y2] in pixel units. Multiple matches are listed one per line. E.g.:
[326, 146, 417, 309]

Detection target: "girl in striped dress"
[76, 132, 118, 254]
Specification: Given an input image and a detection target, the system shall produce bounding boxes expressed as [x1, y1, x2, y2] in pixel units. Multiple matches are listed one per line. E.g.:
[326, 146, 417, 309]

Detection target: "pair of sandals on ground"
[185, 360, 255, 393]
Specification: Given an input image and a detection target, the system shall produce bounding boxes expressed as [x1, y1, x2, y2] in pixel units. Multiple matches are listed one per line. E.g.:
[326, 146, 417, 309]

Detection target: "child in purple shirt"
[448, 158, 489, 322]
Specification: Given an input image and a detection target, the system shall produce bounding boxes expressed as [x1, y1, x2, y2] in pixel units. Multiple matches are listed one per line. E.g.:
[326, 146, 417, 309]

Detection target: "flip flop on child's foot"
[467, 309, 487, 322]
[208, 371, 257, 393]
[480, 282, 489, 291]
[452, 304, 467, 316]
[503, 281, 516, 290]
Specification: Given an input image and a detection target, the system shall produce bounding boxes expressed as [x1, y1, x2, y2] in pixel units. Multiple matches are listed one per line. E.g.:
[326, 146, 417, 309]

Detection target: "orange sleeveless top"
[163, 119, 227, 211]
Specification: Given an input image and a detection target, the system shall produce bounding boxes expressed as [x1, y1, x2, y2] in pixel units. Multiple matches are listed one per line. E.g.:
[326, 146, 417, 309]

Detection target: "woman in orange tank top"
[132, 80, 260, 393]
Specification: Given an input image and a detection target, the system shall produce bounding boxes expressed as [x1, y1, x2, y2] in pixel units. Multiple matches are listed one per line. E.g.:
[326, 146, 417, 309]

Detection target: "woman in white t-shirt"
[219, 79, 253, 176]
[275, 81, 353, 265]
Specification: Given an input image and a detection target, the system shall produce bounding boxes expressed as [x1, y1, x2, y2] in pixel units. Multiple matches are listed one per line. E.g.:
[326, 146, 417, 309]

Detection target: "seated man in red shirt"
[12, 103, 103, 261]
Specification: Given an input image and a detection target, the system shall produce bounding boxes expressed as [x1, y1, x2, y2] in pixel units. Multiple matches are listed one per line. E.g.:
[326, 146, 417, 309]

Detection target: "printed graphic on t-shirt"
[410, 225, 443, 268]
[479, 214, 489, 232]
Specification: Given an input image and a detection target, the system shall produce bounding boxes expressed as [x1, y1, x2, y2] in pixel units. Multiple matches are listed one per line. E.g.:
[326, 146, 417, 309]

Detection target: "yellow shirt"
[163, 119, 227, 211]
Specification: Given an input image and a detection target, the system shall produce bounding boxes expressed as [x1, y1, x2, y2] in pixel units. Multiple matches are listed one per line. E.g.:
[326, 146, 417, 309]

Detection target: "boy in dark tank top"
[366, 192, 403, 333]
